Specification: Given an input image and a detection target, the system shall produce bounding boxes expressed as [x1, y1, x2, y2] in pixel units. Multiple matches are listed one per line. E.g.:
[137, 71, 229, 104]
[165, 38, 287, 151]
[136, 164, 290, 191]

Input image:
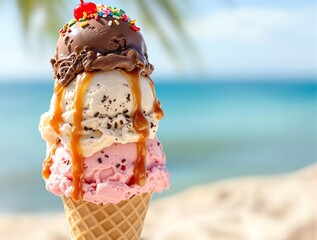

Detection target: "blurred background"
[0, 0, 316, 215]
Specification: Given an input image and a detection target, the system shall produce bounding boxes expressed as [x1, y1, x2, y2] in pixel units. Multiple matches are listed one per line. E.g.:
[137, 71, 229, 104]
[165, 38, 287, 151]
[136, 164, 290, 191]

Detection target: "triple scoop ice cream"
[39, 3, 170, 204]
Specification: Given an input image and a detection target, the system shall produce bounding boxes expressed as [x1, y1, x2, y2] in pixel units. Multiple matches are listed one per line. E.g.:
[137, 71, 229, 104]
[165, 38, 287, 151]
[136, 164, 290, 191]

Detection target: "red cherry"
[73, 1, 97, 20]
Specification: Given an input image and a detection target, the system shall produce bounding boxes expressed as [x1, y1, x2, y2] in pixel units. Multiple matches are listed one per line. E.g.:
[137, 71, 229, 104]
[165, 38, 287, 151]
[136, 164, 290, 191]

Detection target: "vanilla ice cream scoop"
[40, 70, 163, 157]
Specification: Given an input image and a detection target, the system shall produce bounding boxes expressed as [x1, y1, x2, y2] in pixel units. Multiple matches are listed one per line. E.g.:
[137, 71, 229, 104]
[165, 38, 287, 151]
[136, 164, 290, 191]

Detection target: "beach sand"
[1, 165, 316, 240]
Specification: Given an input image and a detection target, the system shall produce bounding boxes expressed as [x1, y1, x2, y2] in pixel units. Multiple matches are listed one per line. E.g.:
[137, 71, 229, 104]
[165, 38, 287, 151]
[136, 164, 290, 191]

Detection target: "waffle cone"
[62, 193, 152, 240]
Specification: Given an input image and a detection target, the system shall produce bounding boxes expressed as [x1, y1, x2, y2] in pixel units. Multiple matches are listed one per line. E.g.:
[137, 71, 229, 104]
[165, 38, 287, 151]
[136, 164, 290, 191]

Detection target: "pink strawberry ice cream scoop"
[45, 137, 170, 204]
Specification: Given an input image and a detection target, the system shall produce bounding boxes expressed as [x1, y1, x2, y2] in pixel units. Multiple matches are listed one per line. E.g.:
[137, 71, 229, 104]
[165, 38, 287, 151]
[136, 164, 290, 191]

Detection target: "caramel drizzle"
[42, 140, 59, 179]
[42, 73, 92, 202]
[121, 69, 150, 186]
[122, 70, 164, 186]
[146, 77, 164, 120]
[70, 72, 93, 201]
[50, 83, 65, 134]
[42, 82, 65, 179]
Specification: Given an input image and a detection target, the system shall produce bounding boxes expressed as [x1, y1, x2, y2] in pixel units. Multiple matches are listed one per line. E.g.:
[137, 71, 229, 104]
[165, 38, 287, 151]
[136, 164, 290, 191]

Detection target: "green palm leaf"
[138, 0, 178, 57]
[155, 0, 199, 64]
[42, 0, 66, 38]
[17, 0, 38, 32]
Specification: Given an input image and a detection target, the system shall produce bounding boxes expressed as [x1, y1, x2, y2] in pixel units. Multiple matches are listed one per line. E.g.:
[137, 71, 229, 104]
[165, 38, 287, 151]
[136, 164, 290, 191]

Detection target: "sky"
[0, 0, 316, 81]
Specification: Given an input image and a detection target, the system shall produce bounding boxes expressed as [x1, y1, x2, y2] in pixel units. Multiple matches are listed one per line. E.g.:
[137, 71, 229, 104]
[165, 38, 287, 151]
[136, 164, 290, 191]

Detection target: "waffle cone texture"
[62, 193, 152, 240]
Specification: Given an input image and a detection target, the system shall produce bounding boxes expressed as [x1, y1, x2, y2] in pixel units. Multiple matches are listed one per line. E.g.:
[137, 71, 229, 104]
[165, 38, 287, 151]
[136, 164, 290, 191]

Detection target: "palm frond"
[42, 0, 65, 39]
[156, 0, 189, 44]
[155, 0, 199, 62]
[17, 0, 39, 32]
[138, 0, 178, 58]
[16, 0, 66, 39]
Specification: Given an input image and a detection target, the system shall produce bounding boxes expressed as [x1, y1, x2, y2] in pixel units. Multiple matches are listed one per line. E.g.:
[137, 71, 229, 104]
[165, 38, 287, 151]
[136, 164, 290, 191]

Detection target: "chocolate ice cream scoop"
[51, 8, 154, 87]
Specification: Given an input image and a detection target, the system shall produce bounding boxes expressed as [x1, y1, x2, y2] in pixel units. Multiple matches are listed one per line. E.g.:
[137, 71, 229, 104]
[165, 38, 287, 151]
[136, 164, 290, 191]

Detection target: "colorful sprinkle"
[59, 5, 141, 36]
[131, 25, 140, 32]
[80, 21, 89, 27]
[63, 24, 67, 31]
[113, 11, 122, 17]
[69, 19, 76, 27]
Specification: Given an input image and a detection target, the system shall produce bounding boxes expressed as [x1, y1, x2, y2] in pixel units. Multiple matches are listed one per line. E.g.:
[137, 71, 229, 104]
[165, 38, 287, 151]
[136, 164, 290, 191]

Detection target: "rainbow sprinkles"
[59, 3, 140, 37]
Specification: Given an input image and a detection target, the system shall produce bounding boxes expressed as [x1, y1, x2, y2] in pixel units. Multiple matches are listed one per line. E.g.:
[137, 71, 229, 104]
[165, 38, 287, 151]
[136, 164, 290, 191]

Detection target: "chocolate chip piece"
[101, 95, 107, 103]
[97, 158, 102, 163]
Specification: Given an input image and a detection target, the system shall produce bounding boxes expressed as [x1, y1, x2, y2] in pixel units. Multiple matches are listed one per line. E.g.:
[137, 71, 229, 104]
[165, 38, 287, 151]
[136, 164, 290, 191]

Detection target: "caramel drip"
[50, 83, 65, 134]
[42, 140, 59, 179]
[146, 77, 164, 120]
[70, 72, 93, 201]
[121, 69, 150, 186]
[42, 82, 64, 180]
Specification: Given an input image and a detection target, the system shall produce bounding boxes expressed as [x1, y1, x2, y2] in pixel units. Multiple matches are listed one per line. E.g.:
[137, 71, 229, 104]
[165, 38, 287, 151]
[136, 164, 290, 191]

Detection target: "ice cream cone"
[62, 193, 152, 240]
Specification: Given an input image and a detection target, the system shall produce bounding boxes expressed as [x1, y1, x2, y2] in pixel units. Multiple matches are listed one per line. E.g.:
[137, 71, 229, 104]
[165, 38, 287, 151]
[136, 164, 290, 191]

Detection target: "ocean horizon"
[0, 78, 316, 213]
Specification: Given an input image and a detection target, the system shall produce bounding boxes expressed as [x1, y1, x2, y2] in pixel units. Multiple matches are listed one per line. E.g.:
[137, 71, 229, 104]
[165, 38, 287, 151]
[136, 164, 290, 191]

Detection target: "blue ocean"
[0, 79, 316, 213]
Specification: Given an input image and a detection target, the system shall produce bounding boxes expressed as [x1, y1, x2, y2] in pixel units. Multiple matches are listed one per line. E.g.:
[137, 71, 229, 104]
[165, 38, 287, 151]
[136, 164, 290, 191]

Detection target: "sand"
[1, 165, 316, 240]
